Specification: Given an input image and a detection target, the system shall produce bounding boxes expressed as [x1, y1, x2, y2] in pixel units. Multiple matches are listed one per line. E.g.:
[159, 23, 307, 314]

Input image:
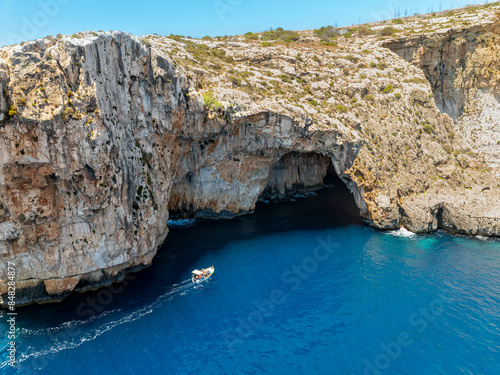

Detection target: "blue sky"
[0, 0, 490, 46]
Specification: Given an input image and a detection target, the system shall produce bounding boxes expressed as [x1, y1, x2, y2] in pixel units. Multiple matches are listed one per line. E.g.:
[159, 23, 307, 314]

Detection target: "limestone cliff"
[384, 19, 500, 166]
[1, 4, 500, 304]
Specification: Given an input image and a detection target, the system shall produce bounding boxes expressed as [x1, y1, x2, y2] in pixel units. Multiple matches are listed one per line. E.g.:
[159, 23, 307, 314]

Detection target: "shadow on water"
[17, 174, 363, 325]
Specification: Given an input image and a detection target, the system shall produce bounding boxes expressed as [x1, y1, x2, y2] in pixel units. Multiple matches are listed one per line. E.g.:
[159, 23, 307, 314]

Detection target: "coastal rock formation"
[1, 4, 500, 304]
[383, 17, 500, 167]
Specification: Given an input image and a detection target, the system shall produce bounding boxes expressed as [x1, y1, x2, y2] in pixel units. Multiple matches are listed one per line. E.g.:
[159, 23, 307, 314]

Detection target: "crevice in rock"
[435, 203, 445, 230]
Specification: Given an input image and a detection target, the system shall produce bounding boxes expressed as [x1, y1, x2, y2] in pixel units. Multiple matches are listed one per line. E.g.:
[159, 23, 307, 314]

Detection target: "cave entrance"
[167, 151, 362, 224]
[258, 152, 362, 224]
[258, 152, 330, 201]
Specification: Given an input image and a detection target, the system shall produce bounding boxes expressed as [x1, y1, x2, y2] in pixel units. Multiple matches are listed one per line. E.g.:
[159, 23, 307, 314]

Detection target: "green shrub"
[394, 92, 402, 99]
[279, 74, 292, 83]
[228, 75, 242, 86]
[313, 26, 338, 41]
[62, 106, 82, 121]
[364, 94, 375, 101]
[302, 86, 313, 95]
[422, 124, 435, 134]
[262, 27, 300, 43]
[443, 145, 452, 154]
[357, 26, 375, 36]
[244, 32, 259, 40]
[210, 48, 226, 59]
[202, 35, 212, 41]
[379, 27, 397, 36]
[392, 19, 403, 24]
[8, 104, 17, 117]
[335, 105, 347, 113]
[403, 78, 421, 84]
[382, 84, 394, 94]
[202, 91, 223, 110]
[320, 41, 337, 46]
[344, 55, 358, 63]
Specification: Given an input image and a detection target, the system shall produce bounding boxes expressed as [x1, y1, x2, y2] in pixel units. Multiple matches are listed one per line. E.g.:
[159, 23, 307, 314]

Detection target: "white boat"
[191, 266, 214, 284]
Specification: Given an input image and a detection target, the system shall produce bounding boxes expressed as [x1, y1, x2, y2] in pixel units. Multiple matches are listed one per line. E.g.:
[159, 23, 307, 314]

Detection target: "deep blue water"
[1, 182, 500, 375]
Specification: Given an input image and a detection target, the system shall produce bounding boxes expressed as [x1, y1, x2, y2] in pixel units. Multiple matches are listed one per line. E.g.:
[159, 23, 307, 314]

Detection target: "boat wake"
[0, 279, 197, 370]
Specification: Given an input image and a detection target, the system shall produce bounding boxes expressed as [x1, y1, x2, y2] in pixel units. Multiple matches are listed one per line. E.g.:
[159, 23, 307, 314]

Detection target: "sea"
[1, 177, 499, 374]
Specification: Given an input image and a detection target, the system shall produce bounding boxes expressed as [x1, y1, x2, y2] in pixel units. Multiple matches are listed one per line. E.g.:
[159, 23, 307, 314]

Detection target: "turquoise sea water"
[1, 182, 500, 374]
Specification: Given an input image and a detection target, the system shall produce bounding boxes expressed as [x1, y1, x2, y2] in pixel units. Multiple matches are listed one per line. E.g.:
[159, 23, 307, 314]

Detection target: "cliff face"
[1, 6, 500, 304]
[384, 18, 500, 167]
[380, 13, 500, 236]
[0, 33, 365, 304]
[0, 35, 175, 303]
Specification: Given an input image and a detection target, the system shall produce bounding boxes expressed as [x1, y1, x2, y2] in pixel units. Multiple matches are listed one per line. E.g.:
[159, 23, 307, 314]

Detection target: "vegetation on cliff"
[0, 2, 499, 304]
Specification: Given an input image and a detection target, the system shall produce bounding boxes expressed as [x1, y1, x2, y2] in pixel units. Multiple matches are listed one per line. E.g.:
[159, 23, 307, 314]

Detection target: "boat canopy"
[192, 270, 203, 275]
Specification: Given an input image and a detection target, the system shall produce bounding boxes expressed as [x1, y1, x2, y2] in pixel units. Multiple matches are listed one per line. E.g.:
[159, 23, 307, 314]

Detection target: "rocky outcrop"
[379, 13, 500, 234]
[1, 5, 500, 304]
[383, 16, 500, 167]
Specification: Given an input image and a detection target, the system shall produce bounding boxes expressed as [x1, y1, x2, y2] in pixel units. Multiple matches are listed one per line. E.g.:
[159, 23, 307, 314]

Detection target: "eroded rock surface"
[1, 5, 500, 304]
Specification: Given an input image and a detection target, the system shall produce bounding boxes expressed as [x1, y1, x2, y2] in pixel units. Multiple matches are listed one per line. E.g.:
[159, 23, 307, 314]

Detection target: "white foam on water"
[387, 227, 417, 238]
[20, 308, 124, 337]
[1, 279, 195, 369]
[476, 235, 500, 243]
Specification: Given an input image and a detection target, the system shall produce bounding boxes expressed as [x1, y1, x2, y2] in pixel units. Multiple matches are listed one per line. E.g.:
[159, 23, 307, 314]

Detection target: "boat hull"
[191, 266, 214, 284]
